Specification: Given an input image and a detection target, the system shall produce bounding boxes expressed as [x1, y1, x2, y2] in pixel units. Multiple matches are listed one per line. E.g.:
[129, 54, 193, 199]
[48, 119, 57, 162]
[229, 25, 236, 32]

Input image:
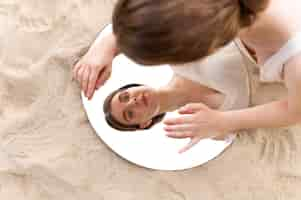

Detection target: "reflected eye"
[119, 91, 130, 103]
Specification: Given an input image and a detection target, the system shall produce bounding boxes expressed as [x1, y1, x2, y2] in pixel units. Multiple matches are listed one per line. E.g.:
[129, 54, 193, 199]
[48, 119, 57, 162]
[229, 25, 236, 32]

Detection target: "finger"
[87, 70, 98, 100]
[95, 74, 102, 90]
[163, 115, 194, 125]
[87, 67, 110, 100]
[96, 65, 112, 89]
[164, 124, 196, 132]
[72, 60, 80, 72]
[178, 103, 208, 114]
[102, 67, 112, 86]
[74, 63, 82, 81]
[81, 66, 90, 96]
[179, 137, 201, 154]
[77, 66, 85, 86]
[96, 68, 110, 89]
[165, 131, 194, 139]
[178, 109, 196, 115]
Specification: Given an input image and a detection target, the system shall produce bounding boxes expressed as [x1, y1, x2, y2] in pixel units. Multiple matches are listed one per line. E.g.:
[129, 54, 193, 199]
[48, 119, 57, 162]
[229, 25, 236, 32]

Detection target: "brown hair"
[103, 84, 166, 131]
[112, 0, 269, 65]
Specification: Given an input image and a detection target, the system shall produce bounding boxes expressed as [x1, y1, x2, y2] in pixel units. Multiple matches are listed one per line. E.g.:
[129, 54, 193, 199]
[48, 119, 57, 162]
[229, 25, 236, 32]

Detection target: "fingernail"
[164, 128, 171, 132]
[179, 108, 187, 112]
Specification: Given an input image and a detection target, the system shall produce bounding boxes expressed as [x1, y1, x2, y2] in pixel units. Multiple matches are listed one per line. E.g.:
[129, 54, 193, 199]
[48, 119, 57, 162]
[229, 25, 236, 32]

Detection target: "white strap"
[261, 32, 301, 82]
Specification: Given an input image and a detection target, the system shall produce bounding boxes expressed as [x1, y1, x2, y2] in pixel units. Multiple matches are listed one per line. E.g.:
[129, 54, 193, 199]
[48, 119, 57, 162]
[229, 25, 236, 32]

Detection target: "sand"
[0, 0, 301, 199]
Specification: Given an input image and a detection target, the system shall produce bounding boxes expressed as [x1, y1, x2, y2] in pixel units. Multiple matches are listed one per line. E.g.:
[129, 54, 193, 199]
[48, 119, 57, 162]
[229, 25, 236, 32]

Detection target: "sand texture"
[0, 0, 301, 199]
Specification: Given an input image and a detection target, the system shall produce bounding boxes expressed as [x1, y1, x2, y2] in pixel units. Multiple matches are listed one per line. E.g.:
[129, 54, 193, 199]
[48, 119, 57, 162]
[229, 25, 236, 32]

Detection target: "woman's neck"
[154, 76, 224, 115]
[155, 87, 190, 114]
[238, 7, 294, 64]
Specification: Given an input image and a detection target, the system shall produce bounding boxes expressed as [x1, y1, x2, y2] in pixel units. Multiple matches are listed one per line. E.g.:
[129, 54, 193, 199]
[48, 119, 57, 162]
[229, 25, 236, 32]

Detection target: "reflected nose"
[129, 97, 139, 106]
[129, 95, 143, 107]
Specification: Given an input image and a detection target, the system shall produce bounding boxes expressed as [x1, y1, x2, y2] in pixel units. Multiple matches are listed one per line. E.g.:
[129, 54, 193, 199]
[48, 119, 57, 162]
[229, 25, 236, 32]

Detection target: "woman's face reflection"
[110, 86, 160, 127]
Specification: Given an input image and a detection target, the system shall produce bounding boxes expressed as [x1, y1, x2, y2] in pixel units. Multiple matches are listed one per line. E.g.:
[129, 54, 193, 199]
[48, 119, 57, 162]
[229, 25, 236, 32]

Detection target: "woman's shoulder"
[268, 0, 301, 32]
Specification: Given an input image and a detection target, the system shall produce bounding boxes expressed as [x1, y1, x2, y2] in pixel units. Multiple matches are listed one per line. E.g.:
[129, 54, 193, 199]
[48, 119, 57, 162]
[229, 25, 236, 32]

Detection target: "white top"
[235, 32, 301, 83]
[171, 42, 251, 111]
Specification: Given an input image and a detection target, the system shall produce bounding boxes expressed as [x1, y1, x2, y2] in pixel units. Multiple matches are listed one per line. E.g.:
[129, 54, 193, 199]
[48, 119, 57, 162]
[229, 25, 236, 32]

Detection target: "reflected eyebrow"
[118, 91, 129, 103]
[112, 92, 129, 122]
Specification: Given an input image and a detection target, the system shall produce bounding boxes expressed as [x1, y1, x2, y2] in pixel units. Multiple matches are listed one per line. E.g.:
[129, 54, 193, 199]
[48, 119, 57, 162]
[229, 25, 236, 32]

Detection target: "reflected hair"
[103, 83, 166, 131]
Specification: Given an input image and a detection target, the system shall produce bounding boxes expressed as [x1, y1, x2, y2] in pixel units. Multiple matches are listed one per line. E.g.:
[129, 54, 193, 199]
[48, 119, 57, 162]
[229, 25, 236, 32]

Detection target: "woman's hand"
[73, 34, 116, 100]
[164, 103, 228, 153]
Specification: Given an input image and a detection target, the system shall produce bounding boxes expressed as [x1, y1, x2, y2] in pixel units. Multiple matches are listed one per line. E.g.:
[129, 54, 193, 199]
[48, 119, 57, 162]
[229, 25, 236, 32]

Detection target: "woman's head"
[103, 84, 165, 131]
[113, 0, 269, 65]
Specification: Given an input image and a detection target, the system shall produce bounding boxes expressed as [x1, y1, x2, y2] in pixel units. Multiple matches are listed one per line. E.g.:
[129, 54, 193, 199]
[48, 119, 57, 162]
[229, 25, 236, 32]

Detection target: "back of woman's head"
[113, 0, 269, 65]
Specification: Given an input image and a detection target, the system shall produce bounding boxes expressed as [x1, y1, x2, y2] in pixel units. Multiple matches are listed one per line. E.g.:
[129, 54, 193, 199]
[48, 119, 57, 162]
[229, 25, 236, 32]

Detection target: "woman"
[74, 0, 301, 152]
[75, 26, 249, 151]
[103, 42, 249, 152]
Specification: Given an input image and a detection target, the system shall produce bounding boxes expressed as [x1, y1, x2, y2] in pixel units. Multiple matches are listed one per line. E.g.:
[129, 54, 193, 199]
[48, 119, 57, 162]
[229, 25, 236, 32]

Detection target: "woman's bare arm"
[221, 57, 301, 132]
